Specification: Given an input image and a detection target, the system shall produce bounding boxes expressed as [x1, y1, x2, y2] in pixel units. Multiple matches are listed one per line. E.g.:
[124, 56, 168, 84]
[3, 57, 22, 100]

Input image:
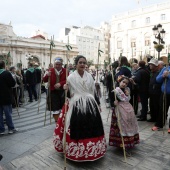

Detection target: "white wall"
[110, 1, 170, 61]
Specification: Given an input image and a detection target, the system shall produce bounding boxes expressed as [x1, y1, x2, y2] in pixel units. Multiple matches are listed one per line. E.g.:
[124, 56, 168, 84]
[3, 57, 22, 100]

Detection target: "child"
[109, 76, 139, 156]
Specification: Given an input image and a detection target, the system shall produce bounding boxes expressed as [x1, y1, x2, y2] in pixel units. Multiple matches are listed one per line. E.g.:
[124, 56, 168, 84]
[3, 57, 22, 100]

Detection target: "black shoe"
[138, 117, 147, 121]
[35, 99, 38, 101]
[147, 119, 156, 122]
[28, 100, 33, 102]
[137, 115, 142, 118]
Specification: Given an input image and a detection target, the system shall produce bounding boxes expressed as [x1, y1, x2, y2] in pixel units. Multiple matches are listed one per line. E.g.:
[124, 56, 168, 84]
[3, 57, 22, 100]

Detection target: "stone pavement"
[1, 93, 170, 170]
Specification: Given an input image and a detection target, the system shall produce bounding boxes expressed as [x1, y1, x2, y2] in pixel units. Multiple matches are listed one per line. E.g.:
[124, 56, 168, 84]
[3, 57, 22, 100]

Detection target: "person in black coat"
[0, 61, 18, 135]
[116, 56, 132, 79]
[131, 61, 150, 121]
[34, 63, 42, 98]
[25, 63, 37, 102]
[106, 61, 119, 108]
[147, 58, 161, 122]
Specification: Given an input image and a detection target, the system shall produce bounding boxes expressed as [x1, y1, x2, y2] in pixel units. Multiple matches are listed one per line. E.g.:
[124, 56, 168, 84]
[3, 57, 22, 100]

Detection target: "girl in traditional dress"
[109, 76, 139, 156]
[53, 55, 106, 162]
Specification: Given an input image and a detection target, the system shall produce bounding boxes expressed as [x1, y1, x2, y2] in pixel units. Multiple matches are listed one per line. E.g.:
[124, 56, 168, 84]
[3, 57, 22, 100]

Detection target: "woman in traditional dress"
[53, 55, 106, 162]
[109, 76, 139, 156]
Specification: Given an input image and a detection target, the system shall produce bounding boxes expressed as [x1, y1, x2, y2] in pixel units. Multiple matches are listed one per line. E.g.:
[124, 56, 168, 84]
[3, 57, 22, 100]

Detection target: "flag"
[7, 51, 11, 58]
[98, 49, 103, 57]
[50, 41, 55, 47]
[66, 45, 72, 51]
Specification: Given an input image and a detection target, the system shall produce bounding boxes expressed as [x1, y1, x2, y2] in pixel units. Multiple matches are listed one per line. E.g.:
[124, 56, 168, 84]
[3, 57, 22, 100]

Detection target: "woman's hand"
[54, 83, 61, 89]
[124, 89, 129, 96]
[163, 70, 169, 78]
[129, 78, 136, 85]
[63, 84, 68, 90]
[47, 71, 51, 77]
[114, 100, 118, 106]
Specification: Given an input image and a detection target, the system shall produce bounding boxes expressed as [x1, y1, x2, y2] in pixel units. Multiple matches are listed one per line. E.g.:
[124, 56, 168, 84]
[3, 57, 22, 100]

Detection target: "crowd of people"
[0, 61, 43, 136]
[101, 56, 170, 133]
[0, 54, 170, 163]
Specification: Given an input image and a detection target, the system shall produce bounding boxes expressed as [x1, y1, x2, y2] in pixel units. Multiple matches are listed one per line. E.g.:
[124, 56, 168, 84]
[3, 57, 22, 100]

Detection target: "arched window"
[146, 17, 150, 24]
[131, 20, 136, 28]
[118, 23, 121, 30]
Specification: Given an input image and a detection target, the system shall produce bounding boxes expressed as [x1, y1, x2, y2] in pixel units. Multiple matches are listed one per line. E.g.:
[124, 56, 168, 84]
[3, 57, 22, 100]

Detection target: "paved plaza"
[1, 92, 170, 170]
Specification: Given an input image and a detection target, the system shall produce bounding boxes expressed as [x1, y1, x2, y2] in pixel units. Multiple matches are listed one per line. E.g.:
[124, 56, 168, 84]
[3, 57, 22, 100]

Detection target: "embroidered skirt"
[53, 102, 107, 162]
[109, 104, 140, 149]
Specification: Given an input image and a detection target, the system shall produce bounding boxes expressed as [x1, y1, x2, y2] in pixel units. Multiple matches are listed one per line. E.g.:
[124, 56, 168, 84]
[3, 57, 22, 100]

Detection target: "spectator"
[16, 69, 24, 105]
[116, 56, 131, 79]
[158, 60, 165, 71]
[148, 58, 161, 122]
[9, 66, 19, 108]
[0, 61, 18, 135]
[131, 61, 150, 121]
[152, 63, 170, 132]
[25, 63, 37, 102]
[34, 63, 42, 98]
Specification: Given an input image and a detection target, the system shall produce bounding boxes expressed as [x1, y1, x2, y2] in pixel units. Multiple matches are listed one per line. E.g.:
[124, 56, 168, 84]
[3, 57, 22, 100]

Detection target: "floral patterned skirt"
[53, 103, 107, 162]
[109, 106, 140, 149]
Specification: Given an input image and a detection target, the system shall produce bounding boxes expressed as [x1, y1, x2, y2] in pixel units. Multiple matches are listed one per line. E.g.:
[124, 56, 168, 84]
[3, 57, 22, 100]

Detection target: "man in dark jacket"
[132, 61, 150, 121]
[0, 61, 18, 135]
[148, 58, 161, 122]
[26, 63, 37, 102]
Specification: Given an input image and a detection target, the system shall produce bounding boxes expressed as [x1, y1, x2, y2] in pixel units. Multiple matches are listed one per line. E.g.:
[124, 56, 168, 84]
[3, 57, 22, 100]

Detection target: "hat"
[34, 63, 39, 66]
[148, 58, 158, 66]
[55, 58, 63, 63]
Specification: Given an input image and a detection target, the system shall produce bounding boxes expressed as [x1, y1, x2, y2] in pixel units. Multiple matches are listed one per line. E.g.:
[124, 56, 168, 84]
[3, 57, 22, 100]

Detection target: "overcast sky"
[0, 0, 167, 39]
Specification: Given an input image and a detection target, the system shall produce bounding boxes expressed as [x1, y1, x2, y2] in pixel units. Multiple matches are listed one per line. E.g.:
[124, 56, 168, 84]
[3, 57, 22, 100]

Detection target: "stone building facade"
[110, 1, 170, 63]
[0, 23, 78, 69]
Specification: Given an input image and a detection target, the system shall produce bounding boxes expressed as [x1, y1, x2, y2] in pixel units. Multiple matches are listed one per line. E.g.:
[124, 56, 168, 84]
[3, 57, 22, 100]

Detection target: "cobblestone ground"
[0, 91, 170, 170]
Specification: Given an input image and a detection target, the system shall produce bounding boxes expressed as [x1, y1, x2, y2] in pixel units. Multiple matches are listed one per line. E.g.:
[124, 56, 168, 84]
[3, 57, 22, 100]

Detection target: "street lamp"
[152, 24, 166, 60]
[25, 54, 33, 60]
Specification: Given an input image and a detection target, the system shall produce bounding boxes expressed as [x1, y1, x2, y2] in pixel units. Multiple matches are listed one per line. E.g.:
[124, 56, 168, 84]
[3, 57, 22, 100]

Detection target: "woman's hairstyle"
[74, 55, 86, 65]
[0, 60, 5, 69]
[138, 61, 146, 68]
[119, 56, 129, 67]
[131, 63, 138, 67]
[133, 58, 138, 64]
[9, 66, 15, 71]
[112, 60, 119, 69]
[16, 69, 21, 74]
[117, 75, 129, 83]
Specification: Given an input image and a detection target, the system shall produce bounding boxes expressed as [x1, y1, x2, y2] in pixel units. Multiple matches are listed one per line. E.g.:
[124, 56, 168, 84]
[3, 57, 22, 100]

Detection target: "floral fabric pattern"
[53, 103, 107, 162]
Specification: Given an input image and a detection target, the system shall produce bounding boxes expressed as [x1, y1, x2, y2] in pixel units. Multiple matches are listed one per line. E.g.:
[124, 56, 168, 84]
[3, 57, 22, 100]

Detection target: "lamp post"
[120, 49, 123, 57]
[25, 54, 33, 65]
[152, 24, 166, 60]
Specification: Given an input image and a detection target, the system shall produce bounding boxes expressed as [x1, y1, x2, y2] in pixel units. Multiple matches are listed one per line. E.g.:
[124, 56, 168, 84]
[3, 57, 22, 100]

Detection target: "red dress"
[53, 102, 106, 162]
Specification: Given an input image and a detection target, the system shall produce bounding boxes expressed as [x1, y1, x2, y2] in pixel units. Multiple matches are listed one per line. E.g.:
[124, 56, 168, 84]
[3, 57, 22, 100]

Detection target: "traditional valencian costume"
[109, 87, 139, 148]
[53, 70, 106, 161]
